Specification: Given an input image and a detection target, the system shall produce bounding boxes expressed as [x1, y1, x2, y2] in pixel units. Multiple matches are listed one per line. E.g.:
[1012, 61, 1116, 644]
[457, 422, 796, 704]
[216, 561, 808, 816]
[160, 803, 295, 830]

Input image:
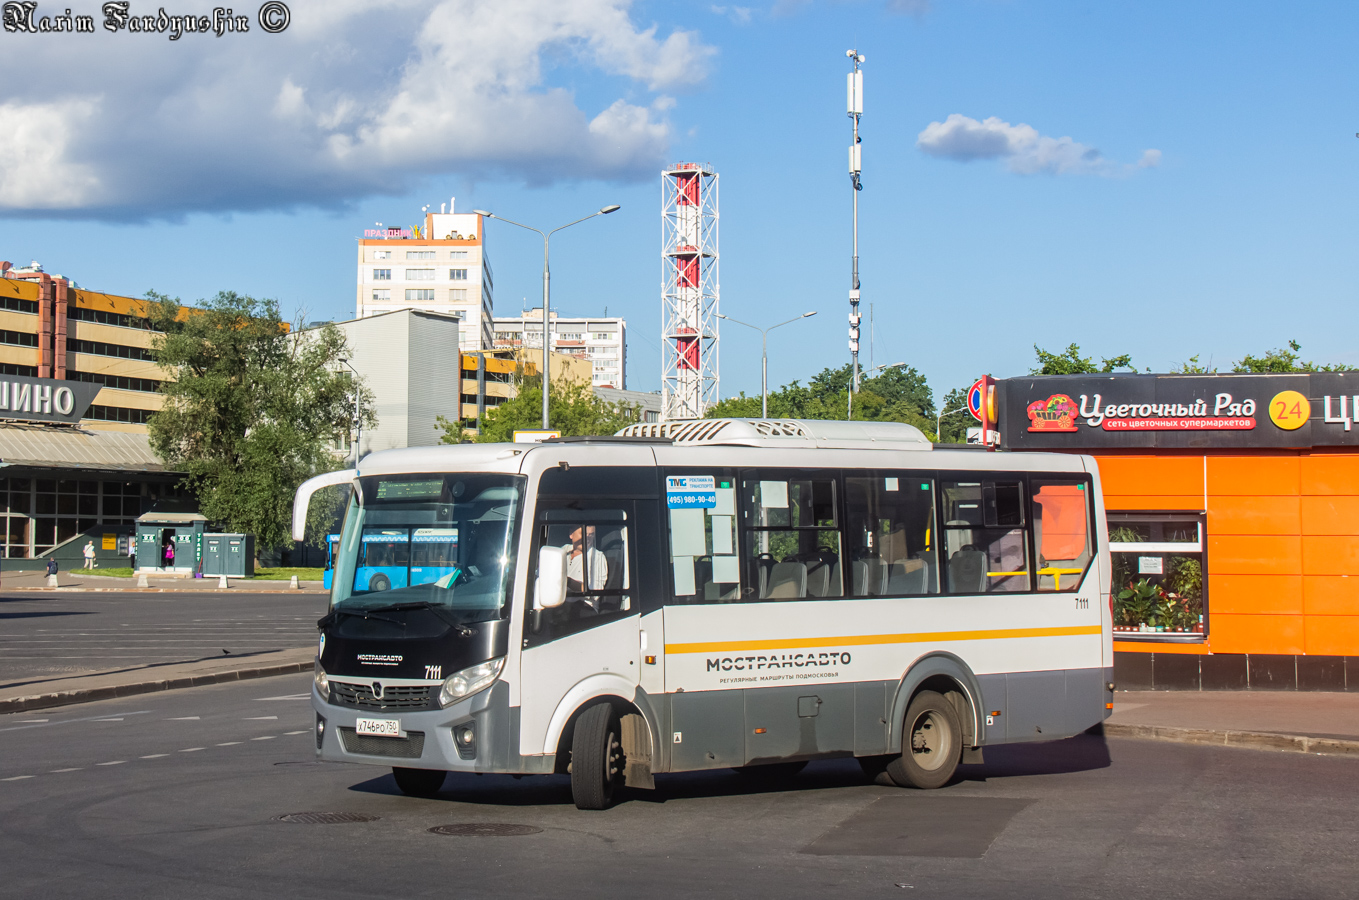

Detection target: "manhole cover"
[273, 812, 381, 824]
[428, 823, 543, 837]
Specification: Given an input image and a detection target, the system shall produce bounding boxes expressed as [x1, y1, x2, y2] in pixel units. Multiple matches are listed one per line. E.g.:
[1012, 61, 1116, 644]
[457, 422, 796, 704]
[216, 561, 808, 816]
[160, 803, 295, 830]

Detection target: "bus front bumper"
[312, 681, 553, 775]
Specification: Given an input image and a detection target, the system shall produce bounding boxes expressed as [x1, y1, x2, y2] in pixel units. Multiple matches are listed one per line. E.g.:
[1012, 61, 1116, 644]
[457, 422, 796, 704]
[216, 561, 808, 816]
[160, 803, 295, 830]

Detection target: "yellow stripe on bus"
[664, 624, 1101, 655]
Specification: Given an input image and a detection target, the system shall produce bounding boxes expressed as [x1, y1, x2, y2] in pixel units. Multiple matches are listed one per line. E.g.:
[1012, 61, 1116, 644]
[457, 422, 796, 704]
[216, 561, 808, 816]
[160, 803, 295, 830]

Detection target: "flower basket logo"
[1027, 394, 1079, 432]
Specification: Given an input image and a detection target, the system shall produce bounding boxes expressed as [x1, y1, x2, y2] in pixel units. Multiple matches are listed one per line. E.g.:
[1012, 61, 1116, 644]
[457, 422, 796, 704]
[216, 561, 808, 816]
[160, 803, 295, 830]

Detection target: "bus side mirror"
[535, 545, 568, 610]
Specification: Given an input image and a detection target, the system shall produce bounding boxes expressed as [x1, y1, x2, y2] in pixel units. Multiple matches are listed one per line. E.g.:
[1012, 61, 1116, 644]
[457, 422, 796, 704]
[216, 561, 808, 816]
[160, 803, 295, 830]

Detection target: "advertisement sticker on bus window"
[666, 475, 716, 509]
[759, 481, 789, 508]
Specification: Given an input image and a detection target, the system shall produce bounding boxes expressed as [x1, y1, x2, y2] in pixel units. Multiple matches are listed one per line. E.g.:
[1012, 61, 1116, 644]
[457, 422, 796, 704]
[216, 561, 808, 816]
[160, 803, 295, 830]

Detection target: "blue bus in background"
[325, 527, 460, 593]
[323, 534, 340, 589]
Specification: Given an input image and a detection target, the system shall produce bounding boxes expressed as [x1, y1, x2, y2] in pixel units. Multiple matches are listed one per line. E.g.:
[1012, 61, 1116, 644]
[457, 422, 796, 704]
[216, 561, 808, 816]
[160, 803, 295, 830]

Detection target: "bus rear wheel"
[392, 767, 446, 797]
[571, 703, 625, 810]
[884, 691, 961, 790]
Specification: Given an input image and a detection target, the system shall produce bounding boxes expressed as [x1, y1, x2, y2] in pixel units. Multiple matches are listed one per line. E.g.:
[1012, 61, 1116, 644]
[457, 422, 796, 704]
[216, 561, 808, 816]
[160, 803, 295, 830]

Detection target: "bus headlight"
[314, 661, 330, 702]
[438, 658, 505, 708]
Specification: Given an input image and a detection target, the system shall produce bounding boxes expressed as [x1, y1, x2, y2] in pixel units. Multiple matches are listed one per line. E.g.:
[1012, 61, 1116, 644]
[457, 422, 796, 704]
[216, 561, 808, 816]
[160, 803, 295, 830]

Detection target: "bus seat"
[852, 558, 887, 596]
[886, 560, 926, 595]
[948, 549, 987, 594]
[764, 561, 807, 599]
[805, 562, 831, 597]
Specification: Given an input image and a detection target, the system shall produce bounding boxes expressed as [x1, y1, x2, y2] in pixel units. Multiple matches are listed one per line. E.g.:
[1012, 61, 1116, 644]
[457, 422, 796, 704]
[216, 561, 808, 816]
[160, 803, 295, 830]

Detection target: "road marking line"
[255, 694, 310, 701]
[180, 748, 205, 753]
[140, 754, 169, 759]
[251, 736, 277, 741]
[245, 716, 278, 720]
[50, 768, 83, 772]
[0, 711, 152, 734]
[92, 718, 124, 722]
[16, 719, 48, 723]
[167, 716, 201, 721]
[3, 775, 35, 781]
[284, 730, 308, 735]
[216, 742, 242, 746]
[96, 761, 126, 766]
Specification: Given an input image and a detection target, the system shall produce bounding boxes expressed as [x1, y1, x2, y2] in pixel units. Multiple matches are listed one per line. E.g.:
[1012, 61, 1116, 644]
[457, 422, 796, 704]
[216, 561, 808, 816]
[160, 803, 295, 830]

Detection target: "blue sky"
[2, 0, 1356, 402]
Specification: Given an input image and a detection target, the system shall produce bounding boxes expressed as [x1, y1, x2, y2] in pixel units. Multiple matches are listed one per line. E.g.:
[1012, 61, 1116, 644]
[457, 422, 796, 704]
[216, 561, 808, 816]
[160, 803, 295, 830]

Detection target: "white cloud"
[917, 114, 1160, 177]
[0, 0, 715, 219]
[711, 5, 754, 24]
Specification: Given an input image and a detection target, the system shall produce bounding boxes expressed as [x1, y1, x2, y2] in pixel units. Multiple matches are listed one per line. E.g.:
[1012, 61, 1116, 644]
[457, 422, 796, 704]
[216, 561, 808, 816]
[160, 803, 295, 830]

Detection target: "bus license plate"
[356, 717, 401, 738]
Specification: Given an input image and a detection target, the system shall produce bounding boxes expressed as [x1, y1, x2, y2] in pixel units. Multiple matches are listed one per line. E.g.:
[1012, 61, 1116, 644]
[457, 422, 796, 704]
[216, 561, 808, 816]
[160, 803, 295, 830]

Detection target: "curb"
[1105, 722, 1359, 757]
[0, 660, 312, 715]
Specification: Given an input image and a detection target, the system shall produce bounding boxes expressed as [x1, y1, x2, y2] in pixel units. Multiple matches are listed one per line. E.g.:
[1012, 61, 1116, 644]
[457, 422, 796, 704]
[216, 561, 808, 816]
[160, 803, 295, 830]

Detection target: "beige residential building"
[355, 200, 493, 351]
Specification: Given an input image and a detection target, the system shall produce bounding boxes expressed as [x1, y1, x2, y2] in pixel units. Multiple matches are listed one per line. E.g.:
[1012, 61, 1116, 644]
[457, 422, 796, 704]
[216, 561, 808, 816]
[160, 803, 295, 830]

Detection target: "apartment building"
[356, 201, 493, 352]
[492, 308, 627, 389]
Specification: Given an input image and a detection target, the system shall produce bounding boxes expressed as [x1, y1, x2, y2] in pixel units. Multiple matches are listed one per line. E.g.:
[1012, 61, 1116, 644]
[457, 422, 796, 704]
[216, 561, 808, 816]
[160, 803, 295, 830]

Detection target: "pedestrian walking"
[163, 541, 175, 570]
[45, 556, 58, 587]
[82, 540, 97, 569]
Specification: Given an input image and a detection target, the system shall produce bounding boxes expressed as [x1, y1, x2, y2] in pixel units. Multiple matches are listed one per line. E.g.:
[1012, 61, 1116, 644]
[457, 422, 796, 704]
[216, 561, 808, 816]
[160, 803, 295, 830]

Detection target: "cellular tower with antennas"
[661, 162, 719, 421]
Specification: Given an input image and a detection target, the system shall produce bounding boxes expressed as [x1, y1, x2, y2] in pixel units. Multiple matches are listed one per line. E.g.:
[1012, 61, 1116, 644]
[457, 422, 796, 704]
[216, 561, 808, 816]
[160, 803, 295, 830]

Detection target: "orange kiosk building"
[999, 373, 1359, 691]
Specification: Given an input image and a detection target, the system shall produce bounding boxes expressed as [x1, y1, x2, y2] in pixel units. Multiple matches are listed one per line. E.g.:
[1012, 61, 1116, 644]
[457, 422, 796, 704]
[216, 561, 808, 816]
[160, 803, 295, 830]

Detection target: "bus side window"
[843, 474, 937, 596]
[667, 471, 741, 604]
[941, 479, 1031, 594]
[527, 508, 633, 647]
[1031, 480, 1093, 592]
[740, 473, 842, 602]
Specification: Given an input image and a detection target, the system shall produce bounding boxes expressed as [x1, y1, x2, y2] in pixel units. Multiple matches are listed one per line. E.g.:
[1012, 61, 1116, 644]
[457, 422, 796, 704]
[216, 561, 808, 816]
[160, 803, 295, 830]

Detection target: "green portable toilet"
[202, 533, 255, 577]
[135, 511, 207, 572]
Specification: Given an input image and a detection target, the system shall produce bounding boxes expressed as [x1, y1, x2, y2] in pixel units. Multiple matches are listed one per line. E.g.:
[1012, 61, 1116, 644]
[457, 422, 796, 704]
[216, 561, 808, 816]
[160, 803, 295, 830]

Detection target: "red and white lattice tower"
[661, 162, 719, 421]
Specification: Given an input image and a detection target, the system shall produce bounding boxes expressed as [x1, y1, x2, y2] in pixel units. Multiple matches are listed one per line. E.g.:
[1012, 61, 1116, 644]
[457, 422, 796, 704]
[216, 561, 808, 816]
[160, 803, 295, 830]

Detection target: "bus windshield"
[330, 473, 525, 623]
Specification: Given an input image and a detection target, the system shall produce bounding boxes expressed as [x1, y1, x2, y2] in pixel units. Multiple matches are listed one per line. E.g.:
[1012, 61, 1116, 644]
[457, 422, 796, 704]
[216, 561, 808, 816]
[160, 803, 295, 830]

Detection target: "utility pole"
[846, 49, 864, 420]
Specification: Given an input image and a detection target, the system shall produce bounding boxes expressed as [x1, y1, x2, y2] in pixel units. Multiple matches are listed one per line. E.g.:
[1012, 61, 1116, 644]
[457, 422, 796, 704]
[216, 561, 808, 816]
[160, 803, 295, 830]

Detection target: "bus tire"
[571, 703, 624, 810]
[733, 760, 807, 780]
[391, 767, 445, 798]
[885, 690, 961, 790]
[369, 574, 391, 592]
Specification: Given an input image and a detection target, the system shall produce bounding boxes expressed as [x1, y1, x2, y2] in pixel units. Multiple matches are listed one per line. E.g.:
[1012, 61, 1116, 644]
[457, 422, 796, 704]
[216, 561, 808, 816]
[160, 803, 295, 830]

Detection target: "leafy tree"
[472, 375, 642, 442]
[435, 415, 471, 445]
[706, 363, 936, 434]
[1031, 343, 1134, 375]
[1232, 340, 1343, 373]
[147, 291, 372, 549]
[935, 386, 974, 443]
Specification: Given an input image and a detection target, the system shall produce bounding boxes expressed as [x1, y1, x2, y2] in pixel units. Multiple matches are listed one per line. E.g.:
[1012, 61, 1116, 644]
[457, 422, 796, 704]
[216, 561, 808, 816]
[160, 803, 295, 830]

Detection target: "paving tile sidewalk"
[1108, 690, 1359, 756]
[0, 647, 315, 714]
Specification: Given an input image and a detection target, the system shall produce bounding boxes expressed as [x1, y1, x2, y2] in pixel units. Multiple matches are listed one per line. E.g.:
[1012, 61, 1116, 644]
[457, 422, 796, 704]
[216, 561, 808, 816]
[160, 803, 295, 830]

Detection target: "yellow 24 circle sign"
[1268, 390, 1310, 431]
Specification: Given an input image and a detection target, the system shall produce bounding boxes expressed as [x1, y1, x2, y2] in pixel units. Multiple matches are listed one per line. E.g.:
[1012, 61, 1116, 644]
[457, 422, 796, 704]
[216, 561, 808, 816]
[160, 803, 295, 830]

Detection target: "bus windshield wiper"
[364, 601, 476, 636]
[319, 607, 404, 628]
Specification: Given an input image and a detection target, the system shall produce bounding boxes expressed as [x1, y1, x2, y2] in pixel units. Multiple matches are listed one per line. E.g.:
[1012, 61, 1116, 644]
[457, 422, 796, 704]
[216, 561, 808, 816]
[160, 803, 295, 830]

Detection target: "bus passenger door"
[518, 502, 641, 758]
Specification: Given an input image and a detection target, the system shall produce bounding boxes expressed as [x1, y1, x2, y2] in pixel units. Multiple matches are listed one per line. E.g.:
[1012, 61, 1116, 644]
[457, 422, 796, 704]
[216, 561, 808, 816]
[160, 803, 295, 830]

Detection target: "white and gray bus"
[294, 419, 1113, 809]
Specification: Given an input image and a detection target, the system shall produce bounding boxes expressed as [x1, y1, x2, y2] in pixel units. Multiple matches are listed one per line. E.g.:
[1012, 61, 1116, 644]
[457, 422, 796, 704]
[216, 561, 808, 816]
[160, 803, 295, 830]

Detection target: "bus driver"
[565, 525, 608, 596]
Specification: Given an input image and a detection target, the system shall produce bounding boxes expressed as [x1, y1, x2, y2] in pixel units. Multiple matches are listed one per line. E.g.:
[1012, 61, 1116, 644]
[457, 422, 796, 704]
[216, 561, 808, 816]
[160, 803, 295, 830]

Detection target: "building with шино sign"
[0, 261, 186, 566]
[997, 372, 1359, 690]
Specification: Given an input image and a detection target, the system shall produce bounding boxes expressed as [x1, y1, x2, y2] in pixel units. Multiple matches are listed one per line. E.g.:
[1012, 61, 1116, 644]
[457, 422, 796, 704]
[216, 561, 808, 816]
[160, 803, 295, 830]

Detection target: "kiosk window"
[941, 480, 1030, 593]
[1108, 512, 1206, 639]
[843, 475, 938, 596]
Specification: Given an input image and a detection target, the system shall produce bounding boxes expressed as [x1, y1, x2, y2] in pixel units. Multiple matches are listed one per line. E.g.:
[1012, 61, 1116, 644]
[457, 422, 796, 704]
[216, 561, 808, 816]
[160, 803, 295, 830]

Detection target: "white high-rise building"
[491, 308, 627, 389]
[356, 198, 493, 351]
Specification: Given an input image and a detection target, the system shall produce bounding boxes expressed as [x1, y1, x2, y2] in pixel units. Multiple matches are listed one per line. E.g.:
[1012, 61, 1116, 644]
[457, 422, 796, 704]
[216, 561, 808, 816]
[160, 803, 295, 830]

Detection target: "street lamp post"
[716, 312, 817, 418]
[936, 404, 966, 443]
[474, 205, 621, 430]
[337, 357, 361, 465]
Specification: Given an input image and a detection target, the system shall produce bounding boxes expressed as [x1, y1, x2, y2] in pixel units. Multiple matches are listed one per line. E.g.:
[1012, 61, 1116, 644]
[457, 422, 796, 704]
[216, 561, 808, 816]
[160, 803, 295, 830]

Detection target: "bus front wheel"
[392, 767, 445, 797]
[884, 691, 961, 790]
[570, 704, 624, 810]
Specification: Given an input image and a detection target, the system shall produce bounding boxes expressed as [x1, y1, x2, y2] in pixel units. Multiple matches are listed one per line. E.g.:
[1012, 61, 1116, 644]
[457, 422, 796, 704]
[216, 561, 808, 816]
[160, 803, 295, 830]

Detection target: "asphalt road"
[0, 591, 323, 687]
[3, 674, 1357, 899]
